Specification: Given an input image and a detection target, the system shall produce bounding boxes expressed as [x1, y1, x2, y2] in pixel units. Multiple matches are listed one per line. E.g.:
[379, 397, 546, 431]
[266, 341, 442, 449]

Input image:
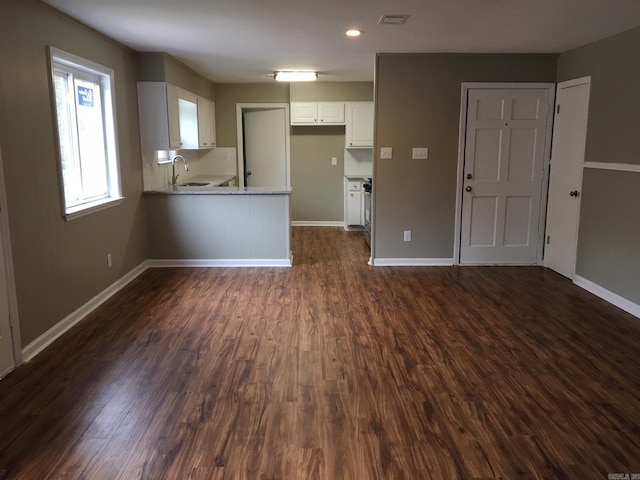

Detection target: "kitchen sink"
[178, 181, 212, 187]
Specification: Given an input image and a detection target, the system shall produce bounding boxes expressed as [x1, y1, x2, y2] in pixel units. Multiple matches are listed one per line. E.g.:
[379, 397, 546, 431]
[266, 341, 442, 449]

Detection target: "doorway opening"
[235, 104, 291, 188]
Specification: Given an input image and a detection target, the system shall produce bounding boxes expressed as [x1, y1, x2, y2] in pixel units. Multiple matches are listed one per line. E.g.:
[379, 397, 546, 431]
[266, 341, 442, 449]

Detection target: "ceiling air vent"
[378, 15, 410, 25]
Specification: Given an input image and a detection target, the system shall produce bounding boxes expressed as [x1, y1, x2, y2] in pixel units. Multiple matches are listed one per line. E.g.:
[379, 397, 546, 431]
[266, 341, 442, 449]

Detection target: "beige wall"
[137, 52, 216, 100]
[290, 127, 346, 222]
[214, 83, 290, 147]
[290, 82, 373, 102]
[373, 53, 557, 260]
[557, 27, 640, 304]
[0, 0, 148, 345]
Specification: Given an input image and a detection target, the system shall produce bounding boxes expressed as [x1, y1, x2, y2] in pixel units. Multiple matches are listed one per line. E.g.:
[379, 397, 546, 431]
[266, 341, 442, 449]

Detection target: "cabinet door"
[137, 82, 182, 150]
[178, 89, 198, 149]
[166, 84, 181, 148]
[291, 103, 318, 124]
[346, 102, 374, 148]
[318, 102, 345, 124]
[346, 181, 362, 225]
[197, 97, 216, 148]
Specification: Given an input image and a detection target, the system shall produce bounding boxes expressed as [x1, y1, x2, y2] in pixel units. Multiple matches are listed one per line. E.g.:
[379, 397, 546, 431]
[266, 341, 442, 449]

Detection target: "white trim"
[584, 162, 640, 173]
[371, 258, 454, 267]
[574, 275, 640, 319]
[21, 261, 150, 362]
[291, 221, 345, 227]
[558, 76, 591, 89]
[148, 258, 293, 268]
[0, 146, 21, 367]
[235, 103, 291, 188]
[454, 82, 555, 265]
[64, 196, 124, 221]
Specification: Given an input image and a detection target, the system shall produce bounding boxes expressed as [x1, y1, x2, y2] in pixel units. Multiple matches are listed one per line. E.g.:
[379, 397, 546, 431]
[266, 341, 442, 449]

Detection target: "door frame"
[235, 103, 291, 188]
[0, 144, 22, 374]
[453, 82, 556, 265]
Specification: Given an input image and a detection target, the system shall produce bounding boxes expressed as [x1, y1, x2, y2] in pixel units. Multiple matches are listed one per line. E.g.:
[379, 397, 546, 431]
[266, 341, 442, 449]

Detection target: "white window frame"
[49, 47, 123, 221]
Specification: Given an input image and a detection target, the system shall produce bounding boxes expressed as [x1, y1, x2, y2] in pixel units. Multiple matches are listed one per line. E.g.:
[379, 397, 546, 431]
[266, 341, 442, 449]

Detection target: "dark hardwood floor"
[1, 227, 639, 479]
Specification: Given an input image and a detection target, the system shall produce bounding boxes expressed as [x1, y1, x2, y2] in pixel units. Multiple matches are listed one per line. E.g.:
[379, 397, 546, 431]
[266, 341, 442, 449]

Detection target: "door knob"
[569, 190, 579, 197]
[247, 171, 252, 176]
[466, 173, 473, 180]
[465, 186, 472, 192]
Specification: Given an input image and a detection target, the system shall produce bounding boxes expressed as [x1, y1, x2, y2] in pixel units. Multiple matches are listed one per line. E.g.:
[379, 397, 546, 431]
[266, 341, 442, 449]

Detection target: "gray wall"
[557, 27, 640, 304]
[137, 52, 216, 100]
[214, 83, 290, 147]
[215, 82, 373, 223]
[373, 53, 558, 259]
[0, 0, 148, 345]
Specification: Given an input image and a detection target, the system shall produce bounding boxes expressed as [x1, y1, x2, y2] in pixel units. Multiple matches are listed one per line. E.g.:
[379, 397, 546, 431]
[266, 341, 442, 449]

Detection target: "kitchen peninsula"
[145, 177, 292, 266]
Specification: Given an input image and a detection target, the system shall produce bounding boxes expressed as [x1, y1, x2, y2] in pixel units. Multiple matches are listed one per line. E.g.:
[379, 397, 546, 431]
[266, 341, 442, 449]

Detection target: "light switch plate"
[380, 147, 393, 159]
[331, 157, 337, 165]
[412, 147, 429, 160]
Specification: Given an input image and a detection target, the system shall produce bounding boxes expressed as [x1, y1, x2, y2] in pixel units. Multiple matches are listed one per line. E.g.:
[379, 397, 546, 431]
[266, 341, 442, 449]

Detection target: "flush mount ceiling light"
[346, 29, 363, 37]
[274, 71, 318, 82]
[378, 14, 410, 25]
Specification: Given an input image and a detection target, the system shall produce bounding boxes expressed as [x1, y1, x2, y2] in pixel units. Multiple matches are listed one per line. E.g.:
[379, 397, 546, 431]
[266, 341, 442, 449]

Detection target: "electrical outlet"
[412, 147, 429, 160]
[380, 147, 393, 159]
[403, 230, 412, 242]
[331, 157, 337, 166]
[107, 253, 112, 268]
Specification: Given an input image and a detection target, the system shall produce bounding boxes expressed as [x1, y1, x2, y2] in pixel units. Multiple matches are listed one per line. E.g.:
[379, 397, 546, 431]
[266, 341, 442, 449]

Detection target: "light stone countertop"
[144, 175, 292, 195]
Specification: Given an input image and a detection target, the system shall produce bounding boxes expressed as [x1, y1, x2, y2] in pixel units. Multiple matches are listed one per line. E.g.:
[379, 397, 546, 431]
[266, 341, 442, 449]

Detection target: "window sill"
[64, 196, 124, 221]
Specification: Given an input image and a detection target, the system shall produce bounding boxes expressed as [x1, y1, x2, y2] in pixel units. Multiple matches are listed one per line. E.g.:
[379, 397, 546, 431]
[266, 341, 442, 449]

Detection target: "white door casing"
[544, 77, 591, 278]
[236, 104, 290, 188]
[458, 85, 554, 264]
[0, 145, 20, 378]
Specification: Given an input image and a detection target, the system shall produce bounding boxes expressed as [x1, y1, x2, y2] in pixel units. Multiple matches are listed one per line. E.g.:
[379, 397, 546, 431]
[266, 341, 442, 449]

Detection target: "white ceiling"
[42, 0, 640, 83]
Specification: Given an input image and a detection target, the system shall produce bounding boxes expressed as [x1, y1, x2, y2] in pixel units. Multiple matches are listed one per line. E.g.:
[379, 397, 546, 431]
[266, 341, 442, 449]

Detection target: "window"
[49, 47, 122, 220]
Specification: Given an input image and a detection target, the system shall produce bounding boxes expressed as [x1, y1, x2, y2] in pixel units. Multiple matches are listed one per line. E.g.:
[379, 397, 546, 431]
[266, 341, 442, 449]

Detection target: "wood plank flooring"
[1, 226, 640, 479]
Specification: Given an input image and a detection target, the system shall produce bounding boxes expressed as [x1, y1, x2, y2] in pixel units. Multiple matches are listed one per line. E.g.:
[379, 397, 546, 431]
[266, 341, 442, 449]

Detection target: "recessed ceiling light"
[274, 71, 318, 82]
[378, 14, 410, 25]
[346, 29, 363, 37]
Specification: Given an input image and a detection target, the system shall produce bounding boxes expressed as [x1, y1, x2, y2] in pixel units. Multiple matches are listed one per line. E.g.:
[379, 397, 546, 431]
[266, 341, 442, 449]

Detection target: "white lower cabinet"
[346, 180, 362, 226]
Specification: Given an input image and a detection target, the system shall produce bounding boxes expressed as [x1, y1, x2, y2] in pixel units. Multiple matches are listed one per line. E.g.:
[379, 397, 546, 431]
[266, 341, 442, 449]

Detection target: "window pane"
[74, 78, 108, 200]
[54, 72, 82, 205]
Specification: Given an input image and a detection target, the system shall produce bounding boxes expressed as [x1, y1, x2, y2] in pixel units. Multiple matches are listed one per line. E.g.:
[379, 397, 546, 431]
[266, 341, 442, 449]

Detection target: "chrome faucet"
[171, 155, 189, 185]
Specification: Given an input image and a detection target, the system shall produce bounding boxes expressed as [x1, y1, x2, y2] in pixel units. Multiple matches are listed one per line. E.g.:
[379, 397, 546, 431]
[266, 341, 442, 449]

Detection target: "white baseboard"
[148, 258, 292, 268]
[371, 258, 455, 266]
[291, 221, 345, 227]
[574, 275, 640, 319]
[22, 260, 150, 362]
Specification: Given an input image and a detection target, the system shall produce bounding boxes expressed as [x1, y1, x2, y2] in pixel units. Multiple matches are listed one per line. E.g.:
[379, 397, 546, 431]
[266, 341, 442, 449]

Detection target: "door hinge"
[556, 104, 560, 114]
[546, 235, 550, 245]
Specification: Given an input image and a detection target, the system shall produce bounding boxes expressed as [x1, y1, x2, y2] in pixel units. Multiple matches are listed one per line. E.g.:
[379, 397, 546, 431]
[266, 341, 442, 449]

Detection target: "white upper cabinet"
[197, 97, 216, 149]
[345, 102, 374, 148]
[137, 82, 216, 150]
[290, 102, 318, 124]
[291, 102, 345, 125]
[177, 89, 198, 150]
[318, 102, 345, 124]
[138, 82, 182, 150]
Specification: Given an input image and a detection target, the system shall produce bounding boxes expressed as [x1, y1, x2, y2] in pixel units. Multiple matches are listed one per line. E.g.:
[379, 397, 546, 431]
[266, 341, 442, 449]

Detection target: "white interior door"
[243, 108, 287, 187]
[460, 87, 551, 264]
[544, 77, 591, 278]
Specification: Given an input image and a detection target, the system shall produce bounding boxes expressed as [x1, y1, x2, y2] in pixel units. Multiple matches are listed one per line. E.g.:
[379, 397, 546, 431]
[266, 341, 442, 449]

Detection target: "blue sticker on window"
[77, 86, 94, 107]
